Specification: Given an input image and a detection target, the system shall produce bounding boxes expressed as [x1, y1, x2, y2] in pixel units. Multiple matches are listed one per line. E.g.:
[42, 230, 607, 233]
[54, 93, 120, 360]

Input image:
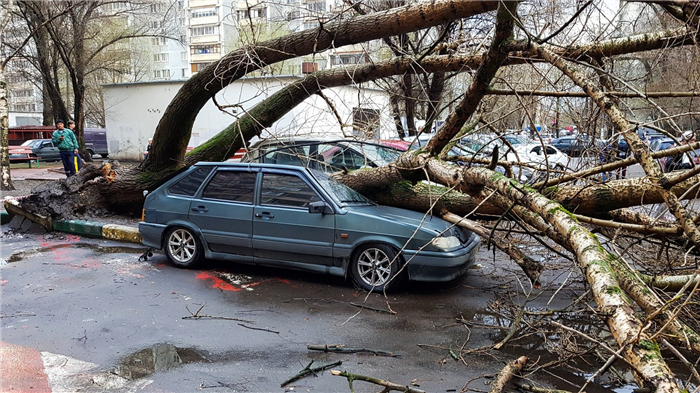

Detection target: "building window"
[11, 89, 33, 98]
[150, 3, 167, 13]
[152, 21, 161, 29]
[153, 53, 169, 62]
[190, 44, 220, 54]
[251, 7, 266, 18]
[332, 53, 367, 65]
[153, 69, 171, 79]
[182, 68, 187, 77]
[192, 8, 217, 18]
[11, 103, 36, 112]
[306, 2, 325, 12]
[191, 62, 211, 73]
[190, 26, 218, 36]
[152, 37, 167, 45]
[181, 51, 187, 60]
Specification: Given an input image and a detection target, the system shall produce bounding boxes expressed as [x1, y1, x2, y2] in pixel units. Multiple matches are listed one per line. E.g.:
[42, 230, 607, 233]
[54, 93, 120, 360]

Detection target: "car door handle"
[255, 212, 274, 219]
[191, 205, 208, 213]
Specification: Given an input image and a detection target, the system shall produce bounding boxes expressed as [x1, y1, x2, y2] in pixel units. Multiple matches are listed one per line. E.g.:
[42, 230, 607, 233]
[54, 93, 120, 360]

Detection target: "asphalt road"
[1, 227, 627, 393]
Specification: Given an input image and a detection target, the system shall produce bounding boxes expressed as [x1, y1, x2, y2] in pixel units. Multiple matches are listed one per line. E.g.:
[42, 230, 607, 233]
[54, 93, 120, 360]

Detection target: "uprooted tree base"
[12, 161, 141, 219]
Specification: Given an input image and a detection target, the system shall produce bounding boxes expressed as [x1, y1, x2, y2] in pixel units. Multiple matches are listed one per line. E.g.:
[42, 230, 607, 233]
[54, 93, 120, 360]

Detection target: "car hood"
[344, 204, 451, 233]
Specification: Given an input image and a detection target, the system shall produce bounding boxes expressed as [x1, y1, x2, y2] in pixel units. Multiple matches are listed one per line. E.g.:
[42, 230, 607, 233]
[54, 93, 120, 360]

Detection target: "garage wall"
[103, 77, 393, 161]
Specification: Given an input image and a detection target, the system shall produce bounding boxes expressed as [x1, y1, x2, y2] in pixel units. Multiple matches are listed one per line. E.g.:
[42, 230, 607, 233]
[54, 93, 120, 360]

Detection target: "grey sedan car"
[139, 163, 480, 291]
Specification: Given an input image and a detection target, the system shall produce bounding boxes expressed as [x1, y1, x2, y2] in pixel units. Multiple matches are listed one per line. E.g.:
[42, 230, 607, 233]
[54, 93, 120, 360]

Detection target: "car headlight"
[431, 236, 461, 250]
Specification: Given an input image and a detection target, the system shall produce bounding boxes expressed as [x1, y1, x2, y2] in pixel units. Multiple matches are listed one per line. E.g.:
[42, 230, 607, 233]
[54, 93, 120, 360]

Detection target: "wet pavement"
[0, 225, 641, 393]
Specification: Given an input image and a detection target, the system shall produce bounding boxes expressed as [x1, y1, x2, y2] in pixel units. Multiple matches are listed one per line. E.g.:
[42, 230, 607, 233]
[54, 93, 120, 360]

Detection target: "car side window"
[168, 167, 213, 196]
[327, 147, 366, 170]
[261, 173, 321, 208]
[202, 171, 256, 203]
[545, 147, 557, 155]
[263, 146, 310, 167]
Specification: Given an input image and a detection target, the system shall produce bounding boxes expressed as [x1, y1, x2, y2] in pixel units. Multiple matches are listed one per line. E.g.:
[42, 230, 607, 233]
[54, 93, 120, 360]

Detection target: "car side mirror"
[308, 201, 332, 214]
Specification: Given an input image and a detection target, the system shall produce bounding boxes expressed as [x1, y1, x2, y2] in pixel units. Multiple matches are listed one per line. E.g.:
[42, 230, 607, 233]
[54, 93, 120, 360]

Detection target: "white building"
[103, 76, 395, 160]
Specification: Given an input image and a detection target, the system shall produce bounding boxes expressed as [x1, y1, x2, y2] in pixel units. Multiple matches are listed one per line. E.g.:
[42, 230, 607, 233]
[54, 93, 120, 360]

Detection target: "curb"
[2, 198, 142, 244]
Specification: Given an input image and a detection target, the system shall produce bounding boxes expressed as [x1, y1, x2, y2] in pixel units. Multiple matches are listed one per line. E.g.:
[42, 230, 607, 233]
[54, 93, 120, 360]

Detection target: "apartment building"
[186, 0, 237, 74]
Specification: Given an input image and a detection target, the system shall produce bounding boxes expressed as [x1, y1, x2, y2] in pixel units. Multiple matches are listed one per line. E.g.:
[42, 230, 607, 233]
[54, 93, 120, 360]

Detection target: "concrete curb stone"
[2, 199, 142, 245]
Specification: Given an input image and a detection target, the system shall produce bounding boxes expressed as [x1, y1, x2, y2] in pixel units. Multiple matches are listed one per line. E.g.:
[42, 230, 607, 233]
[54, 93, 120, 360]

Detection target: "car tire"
[100, 153, 108, 158]
[164, 227, 203, 268]
[350, 244, 402, 292]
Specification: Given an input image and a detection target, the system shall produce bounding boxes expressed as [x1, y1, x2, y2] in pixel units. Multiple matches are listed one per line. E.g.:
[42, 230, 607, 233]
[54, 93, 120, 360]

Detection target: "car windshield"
[21, 139, 44, 148]
[309, 169, 374, 206]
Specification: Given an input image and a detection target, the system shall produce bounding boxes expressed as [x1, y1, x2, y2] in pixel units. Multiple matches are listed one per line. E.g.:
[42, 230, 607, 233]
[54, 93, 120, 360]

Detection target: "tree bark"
[0, 64, 13, 191]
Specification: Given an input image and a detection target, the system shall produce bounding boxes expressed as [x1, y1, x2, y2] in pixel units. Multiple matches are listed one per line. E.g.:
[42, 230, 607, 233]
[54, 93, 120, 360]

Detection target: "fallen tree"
[5, 1, 700, 392]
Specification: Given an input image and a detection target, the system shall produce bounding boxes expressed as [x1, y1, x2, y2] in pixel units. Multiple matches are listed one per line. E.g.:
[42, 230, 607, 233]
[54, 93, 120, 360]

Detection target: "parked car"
[139, 163, 480, 291]
[550, 135, 604, 157]
[502, 143, 569, 169]
[9, 139, 61, 162]
[84, 128, 109, 158]
[241, 138, 403, 172]
[650, 138, 675, 170]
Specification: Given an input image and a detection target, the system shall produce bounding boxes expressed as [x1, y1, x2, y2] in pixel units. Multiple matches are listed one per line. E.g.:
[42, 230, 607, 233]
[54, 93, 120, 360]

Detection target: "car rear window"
[202, 171, 256, 203]
[168, 167, 213, 196]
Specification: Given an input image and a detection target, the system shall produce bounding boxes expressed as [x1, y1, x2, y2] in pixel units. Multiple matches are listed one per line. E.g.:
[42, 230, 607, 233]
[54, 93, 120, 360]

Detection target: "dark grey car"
[10, 139, 61, 161]
[139, 163, 480, 291]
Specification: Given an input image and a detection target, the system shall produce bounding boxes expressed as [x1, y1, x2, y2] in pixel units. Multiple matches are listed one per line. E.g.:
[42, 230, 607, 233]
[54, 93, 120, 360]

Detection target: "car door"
[37, 140, 59, 161]
[187, 169, 257, 257]
[253, 170, 335, 266]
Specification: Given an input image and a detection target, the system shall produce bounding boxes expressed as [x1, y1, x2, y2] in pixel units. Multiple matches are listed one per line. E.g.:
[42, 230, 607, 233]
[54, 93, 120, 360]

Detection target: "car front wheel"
[350, 244, 401, 292]
[164, 227, 203, 268]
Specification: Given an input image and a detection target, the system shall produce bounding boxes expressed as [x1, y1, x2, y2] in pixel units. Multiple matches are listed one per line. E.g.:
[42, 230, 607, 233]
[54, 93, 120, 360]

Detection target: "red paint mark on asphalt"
[195, 272, 241, 292]
[0, 279, 7, 285]
[275, 277, 293, 285]
[0, 341, 52, 392]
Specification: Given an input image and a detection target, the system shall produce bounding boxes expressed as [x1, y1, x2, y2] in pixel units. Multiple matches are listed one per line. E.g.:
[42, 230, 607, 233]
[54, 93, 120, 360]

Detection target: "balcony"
[189, 0, 217, 8]
[191, 52, 221, 62]
[190, 15, 219, 26]
[190, 35, 220, 44]
[237, 0, 264, 9]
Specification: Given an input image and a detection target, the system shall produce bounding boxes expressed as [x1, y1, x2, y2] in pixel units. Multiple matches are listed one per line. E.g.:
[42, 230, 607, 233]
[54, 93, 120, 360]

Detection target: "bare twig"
[331, 369, 425, 393]
[280, 360, 342, 387]
[183, 304, 255, 323]
[307, 344, 400, 357]
[237, 324, 279, 334]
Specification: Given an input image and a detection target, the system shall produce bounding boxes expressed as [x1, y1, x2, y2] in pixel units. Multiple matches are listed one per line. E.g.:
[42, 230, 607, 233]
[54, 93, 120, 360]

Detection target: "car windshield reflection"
[309, 169, 374, 207]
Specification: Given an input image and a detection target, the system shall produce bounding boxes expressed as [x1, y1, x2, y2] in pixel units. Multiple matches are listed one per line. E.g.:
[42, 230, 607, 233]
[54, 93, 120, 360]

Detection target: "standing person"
[615, 139, 630, 179]
[665, 131, 696, 172]
[66, 120, 82, 172]
[144, 138, 152, 160]
[52, 119, 80, 177]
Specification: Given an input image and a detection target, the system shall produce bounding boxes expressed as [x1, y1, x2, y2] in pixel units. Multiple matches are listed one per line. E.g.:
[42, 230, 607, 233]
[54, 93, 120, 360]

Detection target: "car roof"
[192, 162, 312, 171]
[249, 138, 402, 152]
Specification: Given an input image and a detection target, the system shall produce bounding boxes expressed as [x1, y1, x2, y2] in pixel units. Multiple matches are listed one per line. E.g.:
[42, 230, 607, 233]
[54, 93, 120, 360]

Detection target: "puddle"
[113, 343, 207, 380]
[6, 243, 146, 263]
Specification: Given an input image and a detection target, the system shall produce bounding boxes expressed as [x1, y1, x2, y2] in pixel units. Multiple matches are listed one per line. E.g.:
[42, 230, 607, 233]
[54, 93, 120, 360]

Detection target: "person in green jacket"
[51, 119, 80, 177]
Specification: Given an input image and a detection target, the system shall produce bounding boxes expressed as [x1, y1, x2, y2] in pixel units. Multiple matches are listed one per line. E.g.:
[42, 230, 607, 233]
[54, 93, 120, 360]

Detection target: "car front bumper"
[404, 233, 480, 282]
